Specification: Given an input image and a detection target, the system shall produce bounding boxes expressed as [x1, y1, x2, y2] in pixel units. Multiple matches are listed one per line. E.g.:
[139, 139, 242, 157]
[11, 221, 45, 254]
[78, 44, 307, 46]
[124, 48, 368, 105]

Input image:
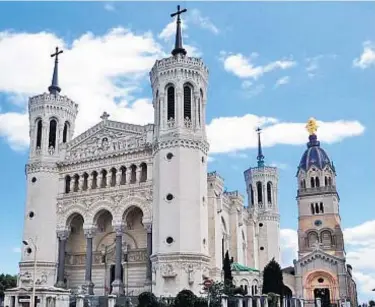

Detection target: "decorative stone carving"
[19, 271, 32, 284]
[35, 271, 48, 285]
[161, 264, 177, 278]
[57, 229, 70, 240]
[187, 264, 194, 285]
[144, 223, 152, 233]
[84, 227, 96, 239]
[48, 146, 55, 155]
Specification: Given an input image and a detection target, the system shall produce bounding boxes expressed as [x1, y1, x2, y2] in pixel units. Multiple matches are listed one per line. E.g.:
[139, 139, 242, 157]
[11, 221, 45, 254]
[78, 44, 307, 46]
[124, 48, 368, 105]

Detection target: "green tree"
[368, 300, 375, 307]
[0, 274, 17, 298]
[223, 251, 233, 286]
[262, 258, 284, 296]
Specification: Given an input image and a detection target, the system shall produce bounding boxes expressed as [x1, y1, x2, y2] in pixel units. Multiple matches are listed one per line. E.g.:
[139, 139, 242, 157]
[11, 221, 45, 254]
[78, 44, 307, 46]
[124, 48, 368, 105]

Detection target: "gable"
[64, 120, 153, 161]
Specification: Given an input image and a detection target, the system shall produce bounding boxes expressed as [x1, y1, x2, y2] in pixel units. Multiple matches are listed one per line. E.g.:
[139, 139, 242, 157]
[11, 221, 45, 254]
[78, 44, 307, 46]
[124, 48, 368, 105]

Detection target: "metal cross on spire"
[48, 46, 63, 95]
[170, 5, 187, 56]
[256, 127, 265, 167]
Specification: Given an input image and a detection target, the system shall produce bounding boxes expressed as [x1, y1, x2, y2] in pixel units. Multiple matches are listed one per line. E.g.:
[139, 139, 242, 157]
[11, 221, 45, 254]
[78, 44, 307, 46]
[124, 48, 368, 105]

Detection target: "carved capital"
[144, 223, 152, 233]
[112, 223, 124, 236]
[83, 227, 96, 239]
[57, 229, 70, 240]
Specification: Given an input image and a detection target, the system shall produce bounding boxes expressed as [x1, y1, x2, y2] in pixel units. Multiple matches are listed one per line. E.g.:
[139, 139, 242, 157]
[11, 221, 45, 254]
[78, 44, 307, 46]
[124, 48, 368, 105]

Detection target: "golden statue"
[306, 117, 318, 135]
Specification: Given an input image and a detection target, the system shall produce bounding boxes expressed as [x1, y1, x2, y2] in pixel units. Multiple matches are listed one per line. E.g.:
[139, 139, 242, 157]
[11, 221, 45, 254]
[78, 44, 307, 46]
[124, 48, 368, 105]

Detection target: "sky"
[0, 0, 374, 302]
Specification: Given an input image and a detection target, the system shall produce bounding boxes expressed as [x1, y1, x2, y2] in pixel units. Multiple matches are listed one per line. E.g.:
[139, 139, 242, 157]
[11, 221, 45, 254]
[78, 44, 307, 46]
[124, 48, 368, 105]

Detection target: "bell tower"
[150, 5, 210, 296]
[296, 118, 344, 259]
[20, 47, 78, 287]
[244, 128, 280, 271]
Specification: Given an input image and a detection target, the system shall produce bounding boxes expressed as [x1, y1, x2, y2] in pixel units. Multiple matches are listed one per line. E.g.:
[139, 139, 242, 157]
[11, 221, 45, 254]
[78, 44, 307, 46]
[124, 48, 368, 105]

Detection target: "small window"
[203, 238, 206, 245]
[260, 246, 264, 251]
[318, 278, 324, 283]
[166, 194, 174, 201]
[166, 153, 174, 160]
[26, 247, 32, 254]
[28, 211, 35, 219]
[202, 156, 205, 163]
[31, 177, 37, 183]
[166, 237, 174, 244]
[259, 223, 264, 227]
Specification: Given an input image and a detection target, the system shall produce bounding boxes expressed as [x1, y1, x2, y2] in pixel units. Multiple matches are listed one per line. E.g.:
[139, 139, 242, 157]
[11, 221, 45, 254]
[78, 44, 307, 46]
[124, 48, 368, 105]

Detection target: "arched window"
[300, 180, 306, 189]
[100, 169, 107, 188]
[167, 86, 175, 120]
[256, 181, 263, 204]
[315, 177, 320, 187]
[120, 166, 126, 185]
[321, 230, 332, 247]
[130, 165, 137, 184]
[310, 177, 315, 188]
[36, 119, 42, 149]
[324, 176, 328, 186]
[308, 231, 319, 248]
[48, 119, 57, 148]
[183, 84, 192, 120]
[82, 173, 88, 191]
[65, 175, 71, 194]
[110, 168, 117, 187]
[328, 177, 332, 186]
[311, 203, 315, 214]
[91, 171, 98, 189]
[267, 181, 272, 204]
[250, 184, 254, 206]
[315, 203, 319, 214]
[73, 174, 79, 192]
[63, 121, 69, 143]
[140, 163, 147, 182]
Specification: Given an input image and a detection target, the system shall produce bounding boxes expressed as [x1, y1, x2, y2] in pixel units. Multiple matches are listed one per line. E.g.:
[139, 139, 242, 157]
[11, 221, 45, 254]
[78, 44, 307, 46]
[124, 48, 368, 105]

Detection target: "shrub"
[175, 289, 196, 307]
[137, 291, 158, 307]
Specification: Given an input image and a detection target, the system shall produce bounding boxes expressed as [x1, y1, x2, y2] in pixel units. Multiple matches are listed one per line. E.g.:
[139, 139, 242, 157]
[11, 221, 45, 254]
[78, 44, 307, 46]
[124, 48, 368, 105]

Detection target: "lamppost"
[22, 237, 37, 307]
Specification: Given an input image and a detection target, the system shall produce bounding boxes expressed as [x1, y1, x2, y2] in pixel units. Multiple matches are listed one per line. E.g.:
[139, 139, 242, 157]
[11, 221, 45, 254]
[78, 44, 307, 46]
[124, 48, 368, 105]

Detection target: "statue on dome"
[306, 117, 318, 135]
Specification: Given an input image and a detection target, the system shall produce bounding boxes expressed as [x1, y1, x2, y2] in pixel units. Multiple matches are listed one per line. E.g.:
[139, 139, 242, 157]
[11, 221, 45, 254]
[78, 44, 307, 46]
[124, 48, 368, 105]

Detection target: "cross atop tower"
[48, 46, 64, 95]
[170, 5, 187, 56]
[256, 127, 265, 167]
[100, 111, 110, 121]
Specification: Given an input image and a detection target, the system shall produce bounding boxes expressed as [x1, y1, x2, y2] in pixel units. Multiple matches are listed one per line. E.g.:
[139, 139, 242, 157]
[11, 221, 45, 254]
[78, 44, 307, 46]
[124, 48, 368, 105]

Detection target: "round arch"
[304, 269, 338, 301]
[117, 195, 152, 224]
[88, 200, 115, 225]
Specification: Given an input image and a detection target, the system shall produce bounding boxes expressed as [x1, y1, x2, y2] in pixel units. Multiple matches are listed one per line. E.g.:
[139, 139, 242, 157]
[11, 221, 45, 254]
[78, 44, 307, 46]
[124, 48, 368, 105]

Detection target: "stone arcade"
[5, 5, 357, 307]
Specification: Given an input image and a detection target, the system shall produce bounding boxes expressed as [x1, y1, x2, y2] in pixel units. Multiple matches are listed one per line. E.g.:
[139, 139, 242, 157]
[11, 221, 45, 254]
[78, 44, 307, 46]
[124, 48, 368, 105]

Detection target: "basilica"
[5, 5, 357, 307]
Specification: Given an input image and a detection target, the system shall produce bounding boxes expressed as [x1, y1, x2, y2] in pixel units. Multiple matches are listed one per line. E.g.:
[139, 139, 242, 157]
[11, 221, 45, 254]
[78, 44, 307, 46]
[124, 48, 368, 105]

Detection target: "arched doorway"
[314, 288, 331, 307]
[304, 270, 338, 305]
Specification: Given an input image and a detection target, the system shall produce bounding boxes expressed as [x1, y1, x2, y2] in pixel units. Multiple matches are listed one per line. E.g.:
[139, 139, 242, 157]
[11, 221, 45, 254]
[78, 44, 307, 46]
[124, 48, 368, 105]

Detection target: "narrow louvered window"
[167, 86, 175, 120]
[183, 85, 192, 120]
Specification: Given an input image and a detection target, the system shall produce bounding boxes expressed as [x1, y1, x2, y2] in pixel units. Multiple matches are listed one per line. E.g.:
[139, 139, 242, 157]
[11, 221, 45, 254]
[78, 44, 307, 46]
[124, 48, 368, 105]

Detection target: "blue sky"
[0, 1, 374, 302]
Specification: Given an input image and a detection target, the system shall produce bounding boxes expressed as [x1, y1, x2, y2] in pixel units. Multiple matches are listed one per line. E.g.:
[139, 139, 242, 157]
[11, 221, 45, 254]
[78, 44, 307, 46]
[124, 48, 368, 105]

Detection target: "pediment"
[297, 249, 344, 267]
[64, 120, 153, 161]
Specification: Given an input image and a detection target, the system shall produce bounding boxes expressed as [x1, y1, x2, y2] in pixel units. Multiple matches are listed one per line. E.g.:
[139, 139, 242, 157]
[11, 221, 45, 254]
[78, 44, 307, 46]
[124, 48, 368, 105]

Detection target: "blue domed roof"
[298, 134, 332, 172]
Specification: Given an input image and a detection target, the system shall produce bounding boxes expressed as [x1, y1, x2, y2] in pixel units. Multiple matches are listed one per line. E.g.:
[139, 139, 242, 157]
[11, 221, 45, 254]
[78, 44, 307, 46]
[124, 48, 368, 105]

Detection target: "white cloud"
[270, 162, 288, 170]
[275, 76, 290, 88]
[207, 115, 365, 154]
[0, 28, 164, 150]
[188, 9, 219, 35]
[12, 247, 21, 253]
[353, 41, 375, 69]
[222, 52, 296, 80]
[305, 54, 337, 78]
[281, 219, 375, 302]
[104, 2, 115, 12]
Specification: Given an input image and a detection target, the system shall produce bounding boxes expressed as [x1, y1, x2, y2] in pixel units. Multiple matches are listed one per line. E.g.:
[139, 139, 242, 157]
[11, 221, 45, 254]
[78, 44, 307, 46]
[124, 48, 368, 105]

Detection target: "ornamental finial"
[306, 117, 318, 135]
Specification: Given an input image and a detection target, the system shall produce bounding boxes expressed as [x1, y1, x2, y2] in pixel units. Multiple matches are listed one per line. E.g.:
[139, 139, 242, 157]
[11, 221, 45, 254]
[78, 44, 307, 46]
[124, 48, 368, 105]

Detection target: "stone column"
[111, 224, 124, 295]
[299, 299, 304, 307]
[83, 227, 95, 295]
[245, 295, 253, 307]
[262, 295, 268, 307]
[235, 294, 243, 307]
[255, 296, 261, 307]
[116, 170, 122, 186]
[56, 230, 69, 288]
[144, 223, 152, 284]
[221, 294, 228, 307]
[136, 168, 141, 184]
[108, 295, 117, 307]
[126, 168, 132, 184]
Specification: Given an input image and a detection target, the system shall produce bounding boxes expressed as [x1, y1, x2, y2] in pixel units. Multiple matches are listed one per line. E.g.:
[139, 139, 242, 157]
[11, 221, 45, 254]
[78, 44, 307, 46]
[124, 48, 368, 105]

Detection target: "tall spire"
[170, 5, 187, 56]
[48, 47, 63, 95]
[256, 127, 265, 167]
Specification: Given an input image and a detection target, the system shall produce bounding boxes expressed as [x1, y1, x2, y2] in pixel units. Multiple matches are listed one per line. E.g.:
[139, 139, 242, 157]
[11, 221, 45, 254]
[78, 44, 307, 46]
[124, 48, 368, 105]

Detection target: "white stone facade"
[15, 52, 279, 299]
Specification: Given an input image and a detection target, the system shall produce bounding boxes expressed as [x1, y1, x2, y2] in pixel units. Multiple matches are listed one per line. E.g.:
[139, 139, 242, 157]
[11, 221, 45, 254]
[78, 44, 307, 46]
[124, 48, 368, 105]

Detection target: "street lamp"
[23, 238, 37, 307]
